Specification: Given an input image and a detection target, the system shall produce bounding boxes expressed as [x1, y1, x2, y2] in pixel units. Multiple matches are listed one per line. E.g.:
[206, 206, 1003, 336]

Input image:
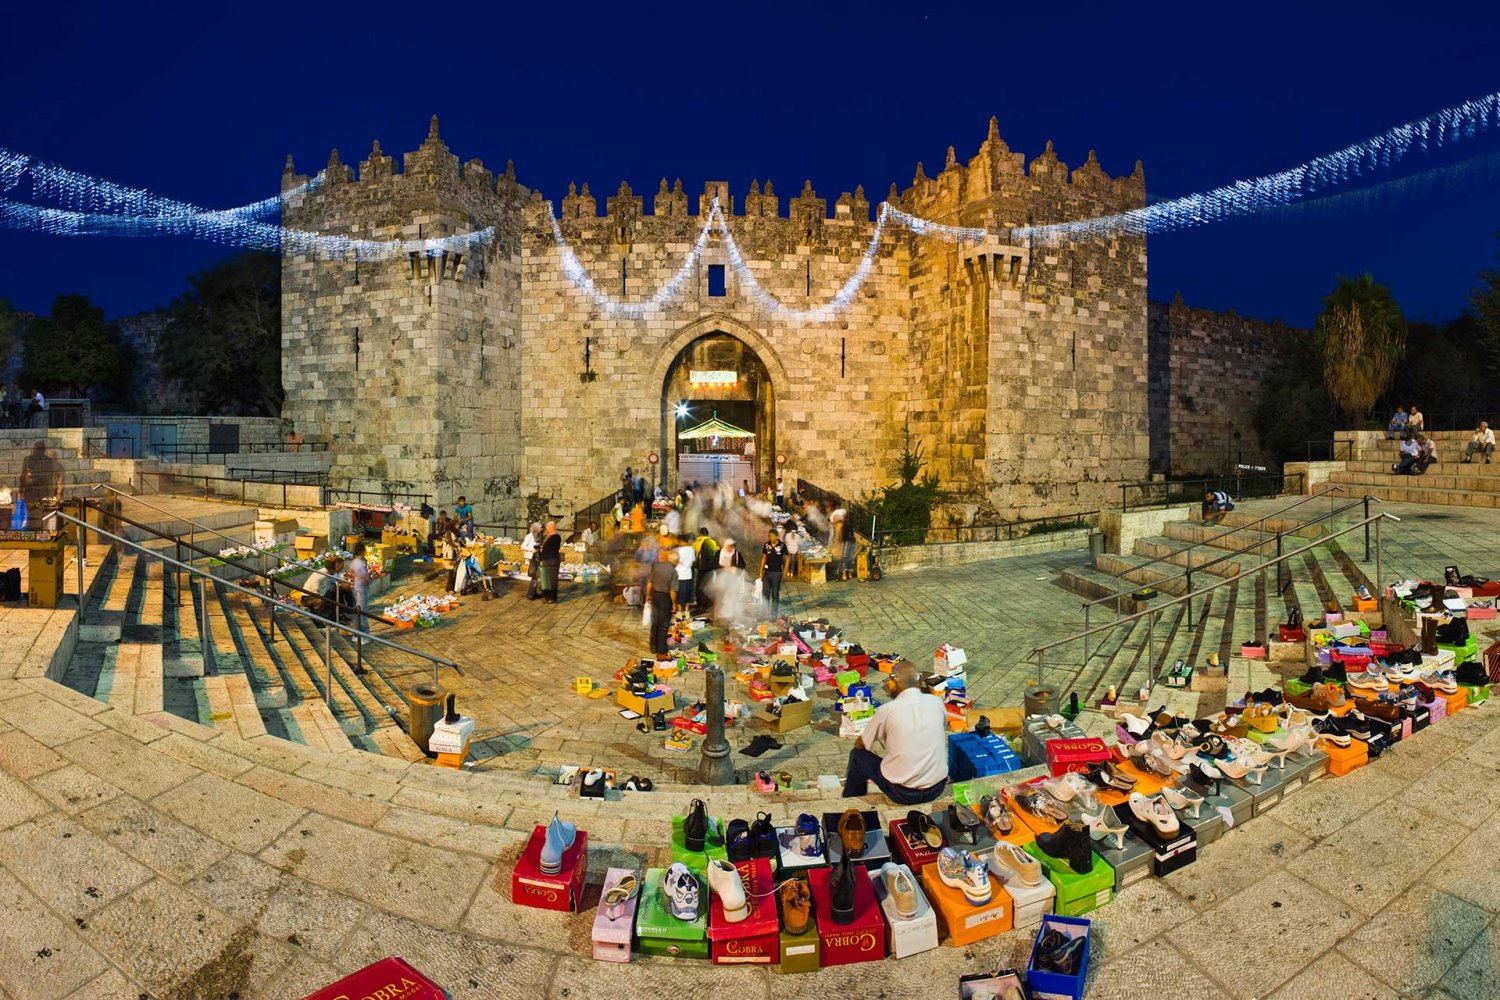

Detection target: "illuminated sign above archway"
[689, 370, 737, 386]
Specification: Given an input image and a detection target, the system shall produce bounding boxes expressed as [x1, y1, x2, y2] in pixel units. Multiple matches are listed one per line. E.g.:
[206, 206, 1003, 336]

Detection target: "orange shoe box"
[1321, 738, 1369, 777]
[1436, 688, 1468, 716]
[918, 861, 1012, 946]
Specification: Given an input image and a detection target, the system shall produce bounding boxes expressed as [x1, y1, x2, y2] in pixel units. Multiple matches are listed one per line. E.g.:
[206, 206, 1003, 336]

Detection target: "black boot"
[750, 811, 777, 859]
[725, 818, 752, 862]
[1298, 664, 1322, 685]
[684, 798, 707, 852]
[1036, 822, 1093, 875]
[830, 853, 856, 924]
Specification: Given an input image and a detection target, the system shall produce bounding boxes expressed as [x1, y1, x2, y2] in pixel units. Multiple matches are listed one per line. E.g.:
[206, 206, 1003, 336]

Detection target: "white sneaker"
[707, 859, 748, 923]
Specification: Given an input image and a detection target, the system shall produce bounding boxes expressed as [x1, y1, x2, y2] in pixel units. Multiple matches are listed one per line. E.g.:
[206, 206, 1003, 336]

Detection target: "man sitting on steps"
[842, 662, 948, 804]
[1464, 422, 1495, 464]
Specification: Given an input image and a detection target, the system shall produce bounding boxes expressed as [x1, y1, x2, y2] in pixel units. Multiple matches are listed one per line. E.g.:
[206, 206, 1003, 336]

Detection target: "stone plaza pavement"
[0, 660, 1494, 998]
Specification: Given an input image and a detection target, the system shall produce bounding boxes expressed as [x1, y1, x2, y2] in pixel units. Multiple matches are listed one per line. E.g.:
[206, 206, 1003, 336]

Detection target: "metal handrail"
[1028, 511, 1401, 668]
[1082, 490, 1359, 611]
[92, 484, 348, 589]
[1119, 471, 1304, 511]
[55, 507, 465, 689]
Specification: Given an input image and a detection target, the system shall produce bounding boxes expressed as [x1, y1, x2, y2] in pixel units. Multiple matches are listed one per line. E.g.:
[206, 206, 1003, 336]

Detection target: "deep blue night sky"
[2, 0, 1498, 327]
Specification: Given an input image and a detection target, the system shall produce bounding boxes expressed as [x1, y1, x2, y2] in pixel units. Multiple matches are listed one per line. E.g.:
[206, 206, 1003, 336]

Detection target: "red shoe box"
[1045, 737, 1111, 777]
[707, 858, 778, 964]
[888, 818, 946, 872]
[511, 826, 588, 912]
[1279, 625, 1305, 642]
[302, 957, 445, 1000]
[808, 865, 886, 966]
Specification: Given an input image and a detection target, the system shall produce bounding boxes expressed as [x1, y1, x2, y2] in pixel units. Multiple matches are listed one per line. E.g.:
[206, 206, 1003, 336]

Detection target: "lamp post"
[698, 663, 735, 785]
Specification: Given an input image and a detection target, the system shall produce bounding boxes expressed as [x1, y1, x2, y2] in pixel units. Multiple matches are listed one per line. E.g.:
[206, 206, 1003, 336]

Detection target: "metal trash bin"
[1024, 684, 1060, 720]
[1088, 531, 1106, 568]
[408, 682, 446, 754]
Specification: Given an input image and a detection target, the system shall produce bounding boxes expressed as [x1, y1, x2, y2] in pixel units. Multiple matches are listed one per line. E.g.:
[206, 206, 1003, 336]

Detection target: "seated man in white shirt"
[842, 662, 948, 804]
[1464, 422, 1496, 464]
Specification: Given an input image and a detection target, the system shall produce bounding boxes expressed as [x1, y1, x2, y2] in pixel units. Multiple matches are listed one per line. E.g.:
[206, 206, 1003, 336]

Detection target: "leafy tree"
[1319, 274, 1406, 425]
[161, 251, 282, 415]
[22, 294, 120, 393]
[863, 424, 942, 546]
[1254, 329, 1337, 461]
[0, 298, 17, 366]
[1473, 232, 1500, 377]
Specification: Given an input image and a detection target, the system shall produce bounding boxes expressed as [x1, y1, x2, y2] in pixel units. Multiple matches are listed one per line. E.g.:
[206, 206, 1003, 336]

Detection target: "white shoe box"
[868, 864, 938, 958]
[1001, 872, 1056, 929]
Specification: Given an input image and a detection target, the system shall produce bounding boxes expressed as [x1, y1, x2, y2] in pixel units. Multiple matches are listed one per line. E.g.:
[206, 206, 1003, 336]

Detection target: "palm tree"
[1320, 274, 1406, 426]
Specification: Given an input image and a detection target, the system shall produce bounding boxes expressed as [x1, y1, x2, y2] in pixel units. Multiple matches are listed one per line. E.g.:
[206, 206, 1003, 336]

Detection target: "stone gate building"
[280, 117, 1159, 523]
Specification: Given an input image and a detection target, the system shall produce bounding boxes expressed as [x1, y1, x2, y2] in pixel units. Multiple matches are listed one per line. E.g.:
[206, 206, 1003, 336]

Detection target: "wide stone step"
[1186, 507, 1326, 538]
[1132, 537, 1244, 577]
[212, 585, 289, 709]
[1330, 468, 1500, 494]
[1093, 555, 1192, 596]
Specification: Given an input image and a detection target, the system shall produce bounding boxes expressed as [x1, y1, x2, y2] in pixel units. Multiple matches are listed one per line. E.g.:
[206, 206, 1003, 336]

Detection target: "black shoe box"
[1400, 704, 1431, 733]
[820, 810, 891, 870]
[1111, 803, 1197, 876]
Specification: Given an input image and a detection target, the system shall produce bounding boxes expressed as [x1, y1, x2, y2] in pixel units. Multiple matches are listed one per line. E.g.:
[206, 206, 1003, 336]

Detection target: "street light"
[676, 402, 689, 418]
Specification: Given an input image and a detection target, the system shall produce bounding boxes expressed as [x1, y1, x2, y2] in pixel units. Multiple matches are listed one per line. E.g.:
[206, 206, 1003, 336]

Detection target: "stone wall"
[280, 117, 1152, 523]
[1148, 295, 1305, 476]
[111, 312, 198, 415]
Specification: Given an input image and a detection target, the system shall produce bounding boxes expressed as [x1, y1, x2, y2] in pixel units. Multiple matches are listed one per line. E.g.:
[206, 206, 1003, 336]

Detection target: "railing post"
[1275, 532, 1283, 596]
[1082, 605, 1090, 673]
[175, 539, 182, 607]
[1375, 515, 1383, 593]
[1185, 549, 1193, 629]
[1146, 611, 1155, 678]
[324, 621, 333, 700]
[76, 532, 85, 622]
[268, 579, 276, 643]
[1364, 496, 1371, 562]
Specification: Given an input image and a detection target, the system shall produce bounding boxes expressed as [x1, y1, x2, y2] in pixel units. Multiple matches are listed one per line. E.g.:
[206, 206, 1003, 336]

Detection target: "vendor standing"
[538, 520, 563, 604]
[645, 548, 676, 655]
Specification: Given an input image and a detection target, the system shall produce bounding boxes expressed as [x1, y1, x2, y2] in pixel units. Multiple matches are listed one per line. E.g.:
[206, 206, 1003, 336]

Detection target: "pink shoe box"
[1425, 695, 1447, 725]
[1369, 629, 1389, 642]
[1241, 643, 1267, 659]
[592, 867, 640, 962]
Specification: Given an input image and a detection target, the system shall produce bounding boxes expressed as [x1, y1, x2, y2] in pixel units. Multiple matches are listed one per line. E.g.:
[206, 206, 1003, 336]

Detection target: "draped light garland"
[0, 89, 1497, 313]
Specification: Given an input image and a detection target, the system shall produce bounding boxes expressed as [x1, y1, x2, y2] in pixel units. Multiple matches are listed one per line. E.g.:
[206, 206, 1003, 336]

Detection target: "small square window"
[707, 264, 726, 297]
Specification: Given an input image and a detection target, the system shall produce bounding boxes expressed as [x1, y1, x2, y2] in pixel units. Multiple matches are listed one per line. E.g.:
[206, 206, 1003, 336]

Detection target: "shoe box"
[754, 697, 813, 733]
[1359, 717, 1397, 757]
[1109, 802, 1196, 877]
[959, 969, 1029, 1000]
[635, 867, 709, 960]
[1424, 693, 1448, 725]
[1022, 843, 1113, 917]
[1437, 637, 1479, 664]
[1436, 687, 1469, 715]
[1044, 737, 1111, 777]
[511, 825, 589, 912]
[1027, 915, 1092, 1000]
[1281, 748, 1329, 793]
[1459, 683, 1489, 705]
[1229, 759, 1297, 816]
[1246, 725, 1287, 746]
[1020, 717, 1087, 766]
[1321, 738, 1369, 778]
[1090, 827, 1154, 891]
[1268, 640, 1305, 663]
[1400, 702, 1432, 735]
[808, 863, 886, 965]
[302, 958, 446, 1000]
[616, 684, 676, 718]
[821, 810, 892, 869]
[999, 866, 1056, 929]
[867, 862, 939, 958]
[918, 860, 1013, 946]
[592, 866, 640, 963]
[707, 858, 778, 965]
[671, 815, 728, 874]
[887, 817, 946, 873]
[1189, 780, 1254, 847]
[776, 921, 821, 974]
[948, 732, 1023, 780]
[775, 827, 829, 875]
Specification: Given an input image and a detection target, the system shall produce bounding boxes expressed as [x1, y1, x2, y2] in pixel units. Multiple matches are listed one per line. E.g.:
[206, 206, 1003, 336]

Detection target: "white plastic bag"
[752, 577, 763, 602]
[642, 602, 653, 628]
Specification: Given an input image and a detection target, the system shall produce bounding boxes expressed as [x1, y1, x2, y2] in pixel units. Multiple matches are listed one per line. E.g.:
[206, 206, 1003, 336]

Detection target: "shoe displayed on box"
[948, 801, 985, 844]
[707, 859, 750, 923]
[937, 847, 992, 905]
[1215, 757, 1268, 784]
[749, 811, 777, 859]
[602, 872, 639, 920]
[829, 854, 857, 924]
[1455, 660, 1487, 685]
[539, 811, 577, 875]
[1013, 788, 1070, 823]
[662, 862, 701, 921]
[905, 809, 944, 850]
[795, 813, 823, 858]
[1086, 760, 1136, 792]
[880, 862, 919, 919]
[778, 877, 811, 934]
[988, 841, 1043, 886]
[979, 794, 1013, 837]
[1035, 821, 1094, 874]
[683, 798, 708, 852]
[725, 818, 752, 862]
[837, 808, 867, 858]
[1118, 711, 1152, 737]
[1128, 792, 1180, 837]
[1159, 785, 1205, 819]
[1078, 809, 1129, 850]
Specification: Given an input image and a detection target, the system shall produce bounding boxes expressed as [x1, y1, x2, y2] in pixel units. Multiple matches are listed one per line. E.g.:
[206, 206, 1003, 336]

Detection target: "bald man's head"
[891, 662, 921, 692]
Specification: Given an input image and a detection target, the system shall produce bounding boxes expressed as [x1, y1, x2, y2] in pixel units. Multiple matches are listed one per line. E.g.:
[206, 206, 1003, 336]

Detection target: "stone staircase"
[59, 504, 428, 764]
[0, 428, 110, 498]
[1056, 505, 1374, 713]
[1324, 429, 1500, 508]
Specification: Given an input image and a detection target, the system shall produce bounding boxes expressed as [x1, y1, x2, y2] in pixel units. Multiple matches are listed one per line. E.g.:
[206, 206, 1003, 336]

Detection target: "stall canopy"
[677, 415, 755, 440]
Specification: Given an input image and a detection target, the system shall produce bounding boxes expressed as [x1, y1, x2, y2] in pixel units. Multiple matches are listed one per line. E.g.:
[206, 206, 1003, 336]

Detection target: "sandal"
[602, 873, 639, 919]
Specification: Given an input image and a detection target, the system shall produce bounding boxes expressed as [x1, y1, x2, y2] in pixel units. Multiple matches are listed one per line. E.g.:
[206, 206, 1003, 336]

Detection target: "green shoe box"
[1247, 726, 1284, 745]
[777, 924, 821, 973]
[636, 867, 709, 959]
[1460, 683, 1489, 705]
[1285, 679, 1313, 696]
[1023, 843, 1113, 917]
[1438, 637, 1478, 662]
[671, 816, 727, 874]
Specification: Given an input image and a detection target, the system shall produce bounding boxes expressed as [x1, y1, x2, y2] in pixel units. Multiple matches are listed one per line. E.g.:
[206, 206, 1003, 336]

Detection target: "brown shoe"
[838, 808, 867, 858]
[779, 878, 811, 934]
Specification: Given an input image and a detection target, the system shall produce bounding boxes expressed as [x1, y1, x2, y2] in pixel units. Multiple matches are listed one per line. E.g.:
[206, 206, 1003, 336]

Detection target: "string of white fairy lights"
[0, 89, 1497, 317]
